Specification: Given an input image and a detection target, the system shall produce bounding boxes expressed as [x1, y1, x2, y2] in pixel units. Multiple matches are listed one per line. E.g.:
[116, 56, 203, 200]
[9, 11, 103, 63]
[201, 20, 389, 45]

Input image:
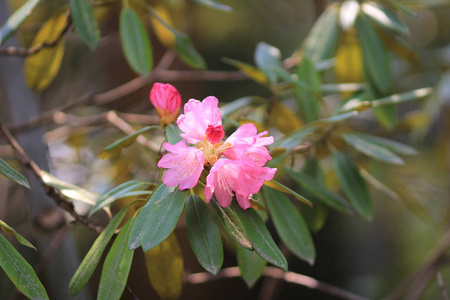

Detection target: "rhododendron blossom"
[158, 96, 277, 210]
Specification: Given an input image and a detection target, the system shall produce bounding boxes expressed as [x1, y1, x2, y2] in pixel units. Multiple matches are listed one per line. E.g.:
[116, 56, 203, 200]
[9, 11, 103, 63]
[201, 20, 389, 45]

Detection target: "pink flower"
[177, 96, 223, 144]
[150, 83, 182, 126]
[157, 141, 204, 190]
[204, 157, 277, 210]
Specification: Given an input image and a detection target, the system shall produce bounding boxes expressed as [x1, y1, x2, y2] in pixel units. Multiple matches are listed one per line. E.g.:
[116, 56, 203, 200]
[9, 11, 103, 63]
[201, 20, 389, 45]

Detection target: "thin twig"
[437, 271, 449, 300]
[186, 267, 370, 300]
[0, 121, 103, 234]
[126, 285, 141, 300]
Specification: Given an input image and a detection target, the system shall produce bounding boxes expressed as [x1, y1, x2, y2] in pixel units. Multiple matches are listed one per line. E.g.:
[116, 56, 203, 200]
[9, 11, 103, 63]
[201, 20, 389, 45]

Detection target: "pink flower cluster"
[157, 95, 276, 210]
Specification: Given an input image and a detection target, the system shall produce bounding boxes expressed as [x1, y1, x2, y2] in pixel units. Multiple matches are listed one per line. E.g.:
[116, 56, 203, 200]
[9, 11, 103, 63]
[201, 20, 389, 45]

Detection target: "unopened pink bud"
[150, 83, 182, 126]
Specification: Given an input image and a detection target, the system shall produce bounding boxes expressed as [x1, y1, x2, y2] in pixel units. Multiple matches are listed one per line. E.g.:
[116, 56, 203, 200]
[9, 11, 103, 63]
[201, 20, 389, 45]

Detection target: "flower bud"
[150, 83, 182, 126]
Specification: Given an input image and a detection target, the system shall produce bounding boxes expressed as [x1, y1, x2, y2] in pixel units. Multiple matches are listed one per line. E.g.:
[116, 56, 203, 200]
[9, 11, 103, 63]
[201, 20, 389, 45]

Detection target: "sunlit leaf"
[150, 5, 176, 48]
[283, 167, 352, 213]
[232, 202, 287, 271]
[301, 3, 340, 62]
[254, 42, 282, 84]
[120, 7, 153, 75]
[222, 58, 268, 86]
[332, 151, 373, 220]
[140, 186, 187, 252]
[0, 234, 48, 300]
[190, 0, 233, 11]
[97, 217, 135, 300]
[371, 87, 433, 108]
[263, 180, 312, 207]
[185, 194, 223, 275]
[385, 0, 419, 18]
[236, 244, 266, 288]
[165, 124, 184, 145]
[145, 232, 184, 300]
[0, 220, 36, 250]
[68, 205, 129, 297]
[362, 2, 409, 36]
[339, 0, 359, 30]
[346, 133, 417, 156]
[211, 197, 252, 250]
[0, 158, 30, 189]
[99, 126, 158, 159]
[90, 180, 153, 216]
[269, 102, 302, 133]
[24, 8, 68, 91]
[342, 133, 404, 164]
[0, 0, 41, 45]
[263, 186, 315, 264]
[295, 57, 321, 123]
[70, 0, 100, 49]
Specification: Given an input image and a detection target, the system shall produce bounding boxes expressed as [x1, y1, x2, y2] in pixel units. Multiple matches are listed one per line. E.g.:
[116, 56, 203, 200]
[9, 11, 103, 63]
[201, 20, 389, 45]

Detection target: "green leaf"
[301, 3, 340, 62]
[97, 217, 135, 300]
[68, 205, 129, 297]
[0, 220, 36, 250]
[90, 180, 152, 216]
[128, 184, 174, 250]
[385, 0, 419, 18]
[263, 186, 315, 264]
[295, 57, 322, 123]
[346, 133, 417, 156]
[0, 234, 48, 300]
[254, 42, 282, 84]
[0, 0, 41, 45]
[283, 167, 351, 213]
[190, 0, 233, 11]
[236, 244, 266, 288]
[140, 186, 187, 252]
[165, 124, 184, 145]
[362, 2, 409, 36]
[0, 158, 30, 189]
[40, 170, 99, 206]
[120, 7, 153, 75]
[175, 31, 207, 70]
[185, 195, 223, 275]
[70, 0, 100, 49]
[371, 87, 433, 108]
[220, 96, 266, 118]
[211, 197, 252, 250]
[332, 151, 373, 220]
[232, 202, 287, 271]
[263, 180, 312, 207]
[342, 133, 404, 165]
[99, 126, 158, 159]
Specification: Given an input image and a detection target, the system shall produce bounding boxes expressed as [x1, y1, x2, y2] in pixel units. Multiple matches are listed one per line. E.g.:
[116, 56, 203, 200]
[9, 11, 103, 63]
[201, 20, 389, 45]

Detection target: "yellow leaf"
[24, 8, 68, 91]
[269, 102, 302, 134]
[150, 4, 176, 48]
[145, 232, 184, 300]
[335, 27, 364, 83]
[223, 58, 269, 86]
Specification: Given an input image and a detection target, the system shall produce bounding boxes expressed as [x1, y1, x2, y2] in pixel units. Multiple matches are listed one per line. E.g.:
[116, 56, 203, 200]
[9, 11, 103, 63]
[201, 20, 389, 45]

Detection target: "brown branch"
[186, 267, 370, 300]
[156, 70, 247, 82]
[0, 17, 72, 57]
[0, 121, 103, 234]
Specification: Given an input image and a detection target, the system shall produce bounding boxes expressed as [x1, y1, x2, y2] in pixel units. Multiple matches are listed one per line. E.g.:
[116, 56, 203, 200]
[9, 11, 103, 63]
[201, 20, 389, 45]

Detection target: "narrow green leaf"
[263, 186, 315, 264]
[332, 151, 373, 220]
[128, 184, 174, 250]
[386, 0, 419, 18]
[321, 83, 365, 93]
[211, 197, 252, 250]
[371, 87, 433, 107]
[99, 126, 158, 159]
[254, 42, 282, 84]
[263, 180, 312, 207]
[362, 2, 409, 36]
[301, 3, 340, 62]
[0, 158, 30, 189]
[190, 0, 233, 12]
[90, 180, 152, 216]
[232, 202, 287, 271]
[70, 0, 100, 49]
[236, 244, 266, 288]
[342, 133, 404, 164]
[220, 96, 266, 118]
[97, 217, 135, 300]
[0, 0, 41, 45]
[283, 167, 352, 213]
[165, 124, 184, 145]
[120, 7, 153, 75]
[295, 57, 321, 123]
[140, 187, 187, 252]
[68, 205, 129, 297]
[175, 31, 207, 70]
[0, 220, 36, 250]
[185, 195, 223, 275]
[347, 133, 417, 156]
[0, 234, 48, 300]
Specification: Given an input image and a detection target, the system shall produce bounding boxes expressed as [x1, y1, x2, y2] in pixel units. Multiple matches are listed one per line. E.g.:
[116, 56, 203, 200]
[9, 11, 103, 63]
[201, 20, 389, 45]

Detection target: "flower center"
[206, 124, 224, 145]
[198, 134, 232, 167]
